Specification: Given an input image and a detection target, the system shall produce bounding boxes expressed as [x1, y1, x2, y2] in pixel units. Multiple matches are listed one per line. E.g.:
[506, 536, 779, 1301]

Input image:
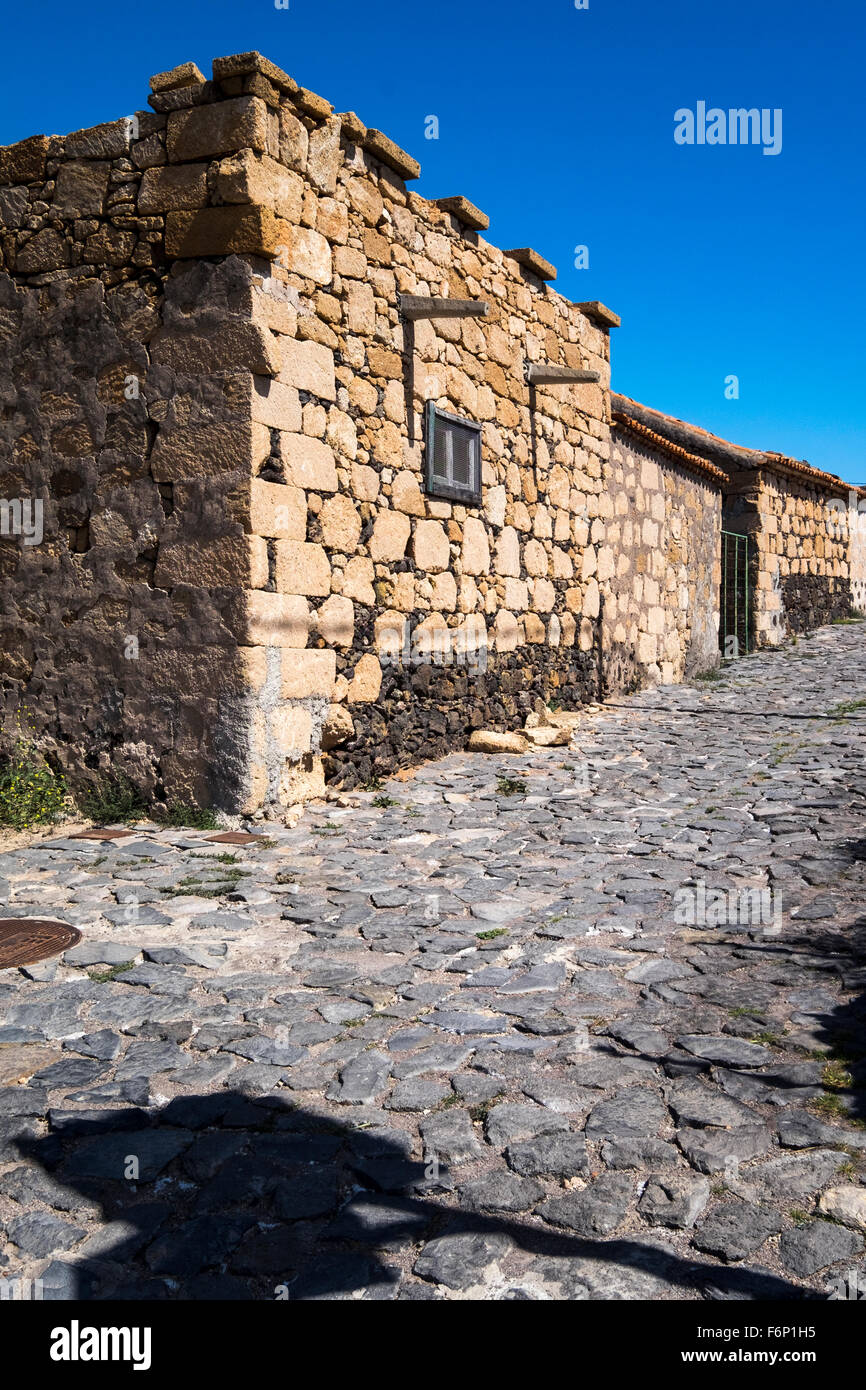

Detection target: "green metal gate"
[719, 530, 750, 657]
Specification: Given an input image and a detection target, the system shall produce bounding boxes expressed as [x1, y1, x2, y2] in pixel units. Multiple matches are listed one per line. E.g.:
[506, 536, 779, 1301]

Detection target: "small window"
[425, 402, 482, 504]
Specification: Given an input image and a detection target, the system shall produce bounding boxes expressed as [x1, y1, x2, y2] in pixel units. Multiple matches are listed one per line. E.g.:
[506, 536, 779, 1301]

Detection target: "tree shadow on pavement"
[714, 913, 866, 1126]
[10, 1087, 812, 1303]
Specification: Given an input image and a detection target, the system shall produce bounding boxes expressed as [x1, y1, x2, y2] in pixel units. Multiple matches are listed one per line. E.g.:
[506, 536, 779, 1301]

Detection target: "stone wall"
[0, 53, 621, 807]
[849, 502, 866, 616]
[612, 395, 863, 654]
[608, 427, 722, 685]
[723, 467, 853, 645]
[168, 58, 619, 791]
[0, 115, 268, 811]
[1, 51, 861, 813]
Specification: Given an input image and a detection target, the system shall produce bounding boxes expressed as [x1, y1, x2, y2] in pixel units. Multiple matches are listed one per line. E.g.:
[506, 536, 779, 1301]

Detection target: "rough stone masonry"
[0, 51, 864, 815]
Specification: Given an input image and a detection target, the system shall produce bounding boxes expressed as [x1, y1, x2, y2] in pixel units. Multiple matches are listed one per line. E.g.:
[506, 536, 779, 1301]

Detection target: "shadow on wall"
[11, 1088, 813, 1303]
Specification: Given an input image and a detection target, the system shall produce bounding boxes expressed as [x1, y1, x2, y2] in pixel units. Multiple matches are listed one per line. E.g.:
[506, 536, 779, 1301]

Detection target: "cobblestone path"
[2, 622, 865, 1300]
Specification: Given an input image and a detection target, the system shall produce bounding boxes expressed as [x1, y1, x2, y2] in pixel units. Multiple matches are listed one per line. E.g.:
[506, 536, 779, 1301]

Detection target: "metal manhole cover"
[69, 828, 136, 840]
[205, 832, 262, 845]
[0, 919, 83, 968]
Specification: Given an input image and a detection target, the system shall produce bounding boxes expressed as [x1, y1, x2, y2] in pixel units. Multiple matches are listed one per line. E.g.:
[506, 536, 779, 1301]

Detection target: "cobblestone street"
[2, 622, 865, 1300]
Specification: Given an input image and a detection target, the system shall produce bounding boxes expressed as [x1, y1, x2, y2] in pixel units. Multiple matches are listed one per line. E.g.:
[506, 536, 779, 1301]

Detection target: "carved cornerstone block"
[165, 206, 292, 258]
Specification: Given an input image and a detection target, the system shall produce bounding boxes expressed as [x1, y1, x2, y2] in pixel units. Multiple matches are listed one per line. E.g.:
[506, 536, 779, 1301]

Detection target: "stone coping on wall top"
[361, 128, 420, 181]
[577, 301, 621, 329]
[434, 196, 490, 232]
[504, 247, 557, 281]
[338, 111, 367, 143]
[612, 412, 728, 488]
[613, 394, 861, 498]
[761, 453, 866, 499]
[150, 62, 206, 93]
[0, 48, 612, 337]
[211, 52, 299, 95]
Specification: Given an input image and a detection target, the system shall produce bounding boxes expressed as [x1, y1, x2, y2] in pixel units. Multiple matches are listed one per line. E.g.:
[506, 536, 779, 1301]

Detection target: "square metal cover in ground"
[69, 828, 136, 840]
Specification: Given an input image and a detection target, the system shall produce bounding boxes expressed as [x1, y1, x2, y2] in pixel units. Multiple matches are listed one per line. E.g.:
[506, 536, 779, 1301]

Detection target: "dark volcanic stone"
[779, 1221, 863, 1278]
[692, 1200, 784, 1262]
[539, 1173, 634, 1236]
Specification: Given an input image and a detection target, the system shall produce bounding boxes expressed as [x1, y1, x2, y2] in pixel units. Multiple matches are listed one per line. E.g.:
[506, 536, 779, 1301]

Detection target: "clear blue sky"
[2, 0, 863, 480]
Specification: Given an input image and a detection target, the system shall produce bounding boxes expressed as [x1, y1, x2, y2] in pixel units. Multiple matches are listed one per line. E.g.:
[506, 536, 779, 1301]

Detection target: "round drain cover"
[0, 919, 83, 968]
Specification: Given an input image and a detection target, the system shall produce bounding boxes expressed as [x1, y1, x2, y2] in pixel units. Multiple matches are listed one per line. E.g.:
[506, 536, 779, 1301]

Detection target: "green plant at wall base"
[77, 774, 146, 824]
[152, 803, 219, 830]
[76, 775, 219, 830]
[0, 740, 67, 829]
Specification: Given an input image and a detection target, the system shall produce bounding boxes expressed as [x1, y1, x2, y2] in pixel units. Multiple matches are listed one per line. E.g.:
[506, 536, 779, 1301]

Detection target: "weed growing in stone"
[88, 961, 135, 983]
[822, 1058, 854, 1090]
[160, 866, 248, 897]
[811, 1094, 849, 1122]
[469, 1101, 494, 1123]
[496, 775, 526, 797]
[828, 697, 866, 720]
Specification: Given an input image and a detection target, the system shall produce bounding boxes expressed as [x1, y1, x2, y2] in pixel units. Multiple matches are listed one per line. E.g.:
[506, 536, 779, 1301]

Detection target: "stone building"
[0, 52, 862, 814]
[612, 396, 866, 651]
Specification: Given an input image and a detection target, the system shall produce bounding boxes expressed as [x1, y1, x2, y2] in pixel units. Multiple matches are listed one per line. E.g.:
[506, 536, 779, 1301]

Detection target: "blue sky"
[2, 0, 863, 479]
